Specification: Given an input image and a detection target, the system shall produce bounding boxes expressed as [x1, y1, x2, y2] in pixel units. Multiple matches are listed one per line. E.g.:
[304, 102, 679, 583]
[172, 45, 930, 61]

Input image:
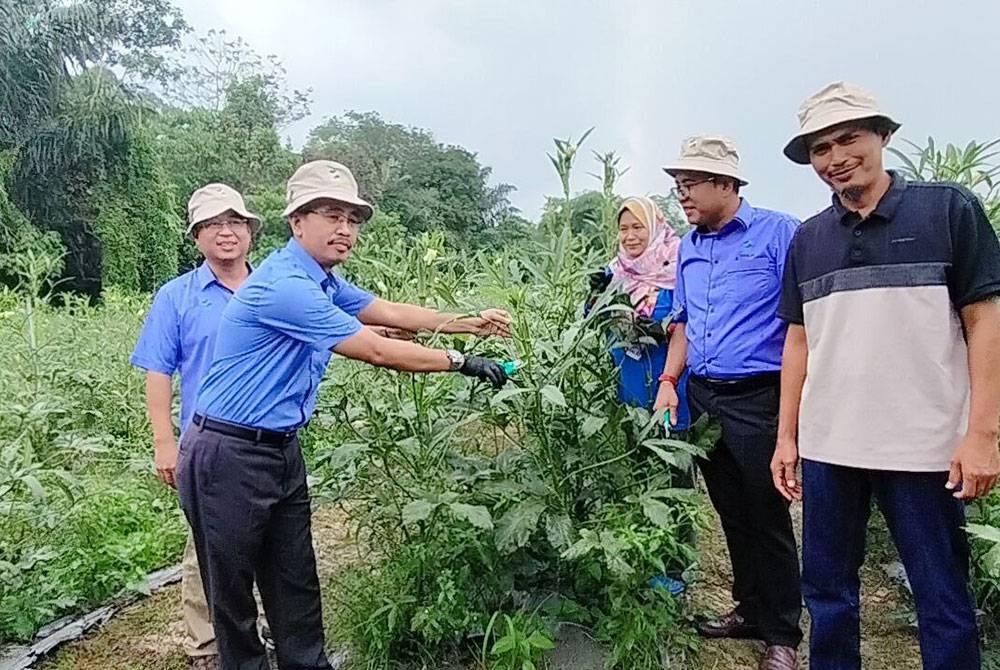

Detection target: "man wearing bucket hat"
[131, 184, 264, 670]
[176, 160, 513, 670]
[774, 81, 1000, 670]
[654, 136, 803, 670]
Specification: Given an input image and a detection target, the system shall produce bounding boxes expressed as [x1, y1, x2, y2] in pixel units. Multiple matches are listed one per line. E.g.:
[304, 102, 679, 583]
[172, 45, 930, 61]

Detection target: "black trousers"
[177, 424, 333, 670]
[688, 374, 802, 648]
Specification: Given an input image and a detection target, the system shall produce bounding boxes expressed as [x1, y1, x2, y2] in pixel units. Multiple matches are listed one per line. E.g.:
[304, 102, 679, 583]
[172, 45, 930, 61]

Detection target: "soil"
[36, 504, 929, 670]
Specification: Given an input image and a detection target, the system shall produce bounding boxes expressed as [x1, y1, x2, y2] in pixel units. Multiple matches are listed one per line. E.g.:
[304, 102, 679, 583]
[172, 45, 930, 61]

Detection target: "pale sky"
[172, 0, 1000, 221]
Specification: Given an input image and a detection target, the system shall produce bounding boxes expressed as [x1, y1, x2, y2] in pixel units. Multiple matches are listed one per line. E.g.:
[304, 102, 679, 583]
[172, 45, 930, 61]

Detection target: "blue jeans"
[802, 460, 980, 670]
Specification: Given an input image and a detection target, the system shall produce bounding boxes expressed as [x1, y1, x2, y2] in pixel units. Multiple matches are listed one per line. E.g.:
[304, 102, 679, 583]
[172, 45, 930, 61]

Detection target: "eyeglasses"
[307, 207, 362, 228]
[670, 177, 716, 199]
[199, 218, 250, 233]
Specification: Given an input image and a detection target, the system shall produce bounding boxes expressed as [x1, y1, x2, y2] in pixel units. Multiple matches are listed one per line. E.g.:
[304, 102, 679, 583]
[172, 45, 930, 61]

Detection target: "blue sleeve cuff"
[129, 354, 176, 376]
[312, 318, 364, 353]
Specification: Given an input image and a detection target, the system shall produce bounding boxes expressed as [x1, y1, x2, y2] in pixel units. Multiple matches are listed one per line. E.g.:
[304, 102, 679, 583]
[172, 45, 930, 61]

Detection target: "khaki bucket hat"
[282, 160, 374, 220]
[663, 135, 749, 186]
[784, 81, 901, 164]
[187, 183, 261, 235]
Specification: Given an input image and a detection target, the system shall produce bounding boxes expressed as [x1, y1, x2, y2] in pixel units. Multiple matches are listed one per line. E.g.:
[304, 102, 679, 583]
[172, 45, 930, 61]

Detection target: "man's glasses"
[199, 218, 250, 233]
[307, 207, 362, 228]
[671, 177, 716, 199]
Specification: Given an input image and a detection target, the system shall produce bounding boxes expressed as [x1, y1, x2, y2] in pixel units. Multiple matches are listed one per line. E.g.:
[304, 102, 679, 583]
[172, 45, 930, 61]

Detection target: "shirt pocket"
[725, 257, 777, 302]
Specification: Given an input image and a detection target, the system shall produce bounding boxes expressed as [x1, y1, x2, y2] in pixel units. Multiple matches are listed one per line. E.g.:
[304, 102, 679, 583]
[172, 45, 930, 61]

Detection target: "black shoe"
[697, 609, 764, 640]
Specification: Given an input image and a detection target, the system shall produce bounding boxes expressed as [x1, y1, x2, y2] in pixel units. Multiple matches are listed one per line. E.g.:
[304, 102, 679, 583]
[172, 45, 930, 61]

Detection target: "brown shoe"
[697, 609, 763, 640]
[188, 655, 220, 670]
[759, 645, 798, 670]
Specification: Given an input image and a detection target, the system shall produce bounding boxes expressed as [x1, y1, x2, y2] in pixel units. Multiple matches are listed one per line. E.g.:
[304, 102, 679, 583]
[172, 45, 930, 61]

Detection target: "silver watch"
[444, 348, 465, 371]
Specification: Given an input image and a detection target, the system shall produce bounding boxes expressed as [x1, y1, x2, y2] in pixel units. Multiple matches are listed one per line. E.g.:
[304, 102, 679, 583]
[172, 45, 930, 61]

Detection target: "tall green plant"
[889, 137, 1000, 230]
[546, 128, 593, 235]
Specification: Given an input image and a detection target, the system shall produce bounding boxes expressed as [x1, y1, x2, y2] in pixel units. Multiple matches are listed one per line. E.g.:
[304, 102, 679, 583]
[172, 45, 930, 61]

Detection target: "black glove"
[588, 270, 612, 294]
[634, 316, 666, 342]
[459, 356, 508, 389]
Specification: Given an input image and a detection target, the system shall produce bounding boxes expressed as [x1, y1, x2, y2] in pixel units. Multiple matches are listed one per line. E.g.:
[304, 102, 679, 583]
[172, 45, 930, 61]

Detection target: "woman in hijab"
[589, 196, 690, 429]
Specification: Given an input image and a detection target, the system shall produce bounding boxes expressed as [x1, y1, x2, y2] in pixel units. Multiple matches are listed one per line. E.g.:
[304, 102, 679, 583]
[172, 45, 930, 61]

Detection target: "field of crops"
[3, 207, 1000, 668]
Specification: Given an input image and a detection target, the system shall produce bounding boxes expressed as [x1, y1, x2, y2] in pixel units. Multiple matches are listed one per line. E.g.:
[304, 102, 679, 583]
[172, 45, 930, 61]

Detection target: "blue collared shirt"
[195, 238, 374, 431]
[673, 199, 799, 379]
[130, 262, 239, 432]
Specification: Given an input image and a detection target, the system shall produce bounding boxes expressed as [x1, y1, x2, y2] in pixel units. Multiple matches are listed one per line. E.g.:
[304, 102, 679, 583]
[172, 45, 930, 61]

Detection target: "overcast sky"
[172, 0, 1000, 221]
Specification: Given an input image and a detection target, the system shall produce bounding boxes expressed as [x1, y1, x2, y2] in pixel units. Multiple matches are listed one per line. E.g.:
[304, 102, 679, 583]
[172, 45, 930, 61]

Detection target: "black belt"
[192, 413, 297, 445]
[690, 372, 780, 395]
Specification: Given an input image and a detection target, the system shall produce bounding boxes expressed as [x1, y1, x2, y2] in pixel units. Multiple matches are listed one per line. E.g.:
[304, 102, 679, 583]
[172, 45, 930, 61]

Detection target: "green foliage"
[0, 251, 183, 643]
[315, 224, 706, 669]
[969, 493, 1000, 643]
[482, 611, 555, 670]
[889, 137, 1000, 231]
[304, 111, 521, 246]
[90, 127, 180, 291]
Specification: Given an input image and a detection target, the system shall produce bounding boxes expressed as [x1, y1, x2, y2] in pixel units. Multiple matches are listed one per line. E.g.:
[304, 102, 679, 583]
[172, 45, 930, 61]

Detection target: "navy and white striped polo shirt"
[779, 171, 1000, 471]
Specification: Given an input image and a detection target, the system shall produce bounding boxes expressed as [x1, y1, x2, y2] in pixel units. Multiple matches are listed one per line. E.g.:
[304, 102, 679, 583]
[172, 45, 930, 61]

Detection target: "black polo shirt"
[778, 171, 1000, 471]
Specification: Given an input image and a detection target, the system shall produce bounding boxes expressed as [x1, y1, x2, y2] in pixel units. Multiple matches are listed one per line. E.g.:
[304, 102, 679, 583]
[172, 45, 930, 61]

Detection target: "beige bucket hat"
[282, 160, 374, 220]
[187, 183, 261, 235]
[663, 135, 749, 186]
[784, 81, 901, 164]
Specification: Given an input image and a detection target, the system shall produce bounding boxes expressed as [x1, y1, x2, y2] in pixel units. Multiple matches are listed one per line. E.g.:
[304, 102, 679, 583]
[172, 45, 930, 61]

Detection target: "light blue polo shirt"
[195, 238, 374, 431]
[130, 262, 239, 432]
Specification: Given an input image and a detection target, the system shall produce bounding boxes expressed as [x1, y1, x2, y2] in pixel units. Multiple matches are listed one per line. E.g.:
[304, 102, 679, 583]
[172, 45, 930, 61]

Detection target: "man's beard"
[839, 185, 865, 202]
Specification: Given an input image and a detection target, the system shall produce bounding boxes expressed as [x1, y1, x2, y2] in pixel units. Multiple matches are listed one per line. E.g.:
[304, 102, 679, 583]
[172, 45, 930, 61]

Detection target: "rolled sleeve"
[255, 277, 363, 352]
[130, 288, 180, 375]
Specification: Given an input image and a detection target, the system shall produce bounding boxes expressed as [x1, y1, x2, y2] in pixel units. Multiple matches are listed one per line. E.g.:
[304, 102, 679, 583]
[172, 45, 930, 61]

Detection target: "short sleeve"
[328, 274, 376, 316]
[777, 234, 804, 325]
[772, 215, 800, 289]
[130, 287, 181, 375]
[671, 244, 688, 323]
[254, 276, 363, 352]
[948, 193, 1000, 307]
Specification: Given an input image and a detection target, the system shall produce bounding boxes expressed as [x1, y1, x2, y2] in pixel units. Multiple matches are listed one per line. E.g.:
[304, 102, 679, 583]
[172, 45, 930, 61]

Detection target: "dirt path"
[688, 504, 922, 670]
[37, 505, 924, 670]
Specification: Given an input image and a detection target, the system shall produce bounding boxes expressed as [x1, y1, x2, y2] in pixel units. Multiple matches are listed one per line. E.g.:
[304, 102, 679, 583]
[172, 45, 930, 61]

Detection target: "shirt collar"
[832, 170, 908, 224]
[693, 198, 753, 239]
[285, 238, 333, 287]
[196, 260, 254, 290]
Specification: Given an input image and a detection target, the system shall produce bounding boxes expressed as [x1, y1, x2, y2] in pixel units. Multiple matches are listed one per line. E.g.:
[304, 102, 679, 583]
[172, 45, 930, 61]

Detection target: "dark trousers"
[177, 425, 333, 670]
[802, 460, 980, 670]
[688, 374, 802, 648]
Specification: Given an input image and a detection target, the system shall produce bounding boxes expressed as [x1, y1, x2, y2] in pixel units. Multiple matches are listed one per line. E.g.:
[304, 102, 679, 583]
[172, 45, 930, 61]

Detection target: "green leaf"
[492, 636, 516, 654]
[449, 502, 494, 531]
[545, 513, 573, 549]
[967, 523, 1000, 544]
[647, 487, 702, 503]
[640, 496, 675, 529]
[490, 386, 530, 407]
[983, 544, 1000, 579]
[539, 385, 567, 408]
[580, 415, 607, 439]
[402, 499, 437, 525]
[644, 442, 679, 467]
[495, 499, 546, 554]
[21, 474, 46, 500]
[326, 442, 366, 469]
[561, 529, 599, 560]
[527, 630, 556, 650]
